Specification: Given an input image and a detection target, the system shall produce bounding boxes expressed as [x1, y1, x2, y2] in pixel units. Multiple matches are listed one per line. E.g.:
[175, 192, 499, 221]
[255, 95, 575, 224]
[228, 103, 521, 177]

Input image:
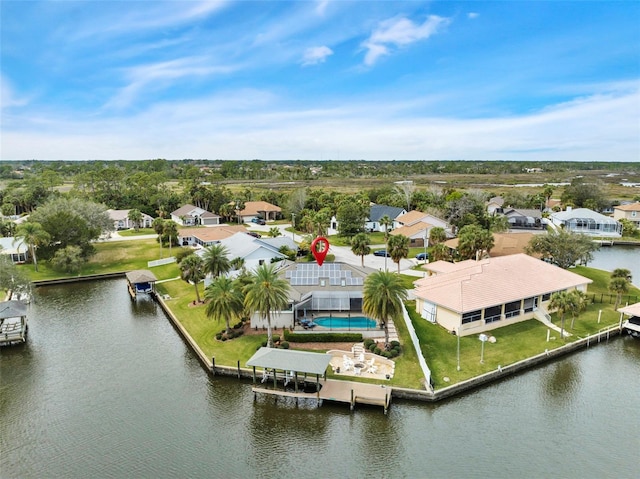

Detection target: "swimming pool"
[313, 316, 377, 329]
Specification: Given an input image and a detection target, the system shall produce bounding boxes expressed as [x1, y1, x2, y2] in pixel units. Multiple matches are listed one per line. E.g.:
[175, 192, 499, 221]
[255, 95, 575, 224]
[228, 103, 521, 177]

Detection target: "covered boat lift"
[618, 302, 640, 337]
[125, 270, 157, 299]
[0, 300, 28, 346]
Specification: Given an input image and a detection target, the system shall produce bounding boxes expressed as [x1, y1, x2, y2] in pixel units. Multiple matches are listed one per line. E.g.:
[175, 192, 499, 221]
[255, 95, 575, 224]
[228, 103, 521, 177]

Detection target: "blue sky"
[1, 0, 639, 162]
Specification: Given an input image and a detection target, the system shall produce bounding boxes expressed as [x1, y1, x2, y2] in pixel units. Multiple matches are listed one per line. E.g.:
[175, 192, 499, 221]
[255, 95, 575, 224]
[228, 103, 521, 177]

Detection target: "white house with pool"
[249, 262, 382, 332]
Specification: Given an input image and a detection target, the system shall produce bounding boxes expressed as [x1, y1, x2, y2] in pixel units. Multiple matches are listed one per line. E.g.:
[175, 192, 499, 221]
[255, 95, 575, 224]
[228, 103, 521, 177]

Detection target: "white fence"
[402, 304, 433, 391]
[148, 257, 176, 268]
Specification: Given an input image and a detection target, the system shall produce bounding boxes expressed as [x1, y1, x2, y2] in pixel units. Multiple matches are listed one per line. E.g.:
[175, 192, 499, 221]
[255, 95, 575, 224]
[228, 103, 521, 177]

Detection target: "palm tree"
[205, 276, 244, 335]
[127, 209, 143, 231]
[152, 217, 165, 258]
[569, 290, 587, 330]
[180, 254, 205, 304]
[609, 277, 630, 311]
[611, 268, 632, 282]
[202, 243, 231, 279]
[429, 227, 447, 245]
[549, 290, 574, 339]
[431, 243, 451, 262]
[379, 215, 393, 271]
[14, 221, 50, 272]
[268, 227, 281, 238]
[243, 263, 290, 348]
[163, 220, 178, 255]
[388, 234, 409, 273]
[363, 271, 407, 347]
[350, 232, 371, 267]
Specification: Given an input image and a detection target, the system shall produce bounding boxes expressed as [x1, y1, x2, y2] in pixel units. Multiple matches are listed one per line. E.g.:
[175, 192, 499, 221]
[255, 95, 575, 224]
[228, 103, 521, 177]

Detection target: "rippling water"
[1, 279, 638, 478]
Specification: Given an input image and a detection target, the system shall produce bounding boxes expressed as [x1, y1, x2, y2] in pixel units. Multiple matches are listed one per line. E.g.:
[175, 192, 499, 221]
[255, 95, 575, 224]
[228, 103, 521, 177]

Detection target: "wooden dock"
[252, 379, 392, 413]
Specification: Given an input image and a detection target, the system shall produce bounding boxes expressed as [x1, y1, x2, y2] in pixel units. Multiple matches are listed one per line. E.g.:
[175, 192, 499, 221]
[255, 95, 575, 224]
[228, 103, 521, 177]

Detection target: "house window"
[259, 259, 265, 265]
[504, 300, 521, 318]
[462, 309, 482, 324]
[523, 297, 538, 313]
[484, 305, 502, 324]
[542, 292, 551, 301]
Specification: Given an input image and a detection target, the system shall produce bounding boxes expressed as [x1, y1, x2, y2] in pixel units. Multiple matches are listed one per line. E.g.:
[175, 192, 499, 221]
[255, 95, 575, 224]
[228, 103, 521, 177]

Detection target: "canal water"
[1, 278, 639, 479]
[588, 244, 640, 287]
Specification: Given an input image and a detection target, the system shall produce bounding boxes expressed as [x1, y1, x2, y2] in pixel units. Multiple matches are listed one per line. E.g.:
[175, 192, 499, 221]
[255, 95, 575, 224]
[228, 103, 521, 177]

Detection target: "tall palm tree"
[379, 215, 393, 271]
[549, 290, 574, 339]
[180, 254, 205, 304]
[202, 243, 231, 279]
[205, 276, 244, 335]
[14, 221, 50, 272]
[569, 290, 587, 330]
[611, 268, 632, 282]
[350, 232, 371, 267]
[163, 220, 178, 255]
[388, 234, 410, 273]
[431, 243, 451, 262]
[429, 227, 447, 245]
[152, 217, 165, 258]
[244, 263, 290, 348]
[363, 271, 407, 347]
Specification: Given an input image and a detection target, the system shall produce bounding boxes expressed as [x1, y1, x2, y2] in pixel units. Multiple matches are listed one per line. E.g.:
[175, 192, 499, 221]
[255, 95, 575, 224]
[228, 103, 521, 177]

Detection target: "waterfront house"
[209, 232, 295, 272]
[502, 208, 543, 229]
[549, 207, 622, 237]
[487, 196, 505, 215]
[238, 201, 281, 223]
[171, 204, 221, 226]
[412, 254, 592, 337]
[0, 237, 29, 264]
[613, 202, 640, 227]
[249, 262, 375, 330]
[107, 209, 154, 230]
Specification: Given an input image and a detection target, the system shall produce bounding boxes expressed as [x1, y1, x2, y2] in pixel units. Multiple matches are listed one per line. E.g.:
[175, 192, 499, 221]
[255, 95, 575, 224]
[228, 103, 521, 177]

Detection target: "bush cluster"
[367, 339, 401, 358]
[215, 327, 244, 341]
[283, 329, 363, 343]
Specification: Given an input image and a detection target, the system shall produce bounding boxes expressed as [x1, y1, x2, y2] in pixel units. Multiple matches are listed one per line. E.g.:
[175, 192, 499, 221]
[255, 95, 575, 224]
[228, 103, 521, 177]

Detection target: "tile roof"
[390, 222, 432, 238]
[614, 202, 640, 212]
[413, 253, 591, 313]
[239, 201, 281, 216]
[178, 225, 247, 242]
[396, 210, 428, 226]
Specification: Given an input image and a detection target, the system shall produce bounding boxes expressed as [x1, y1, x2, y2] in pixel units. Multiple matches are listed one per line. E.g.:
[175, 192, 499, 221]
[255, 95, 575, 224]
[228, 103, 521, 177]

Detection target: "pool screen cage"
[310, 291, 363, 312]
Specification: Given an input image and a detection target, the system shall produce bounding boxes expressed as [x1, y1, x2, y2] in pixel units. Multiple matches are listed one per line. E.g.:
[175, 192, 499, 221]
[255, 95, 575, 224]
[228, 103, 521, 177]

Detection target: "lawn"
[24, 239, 184, 282]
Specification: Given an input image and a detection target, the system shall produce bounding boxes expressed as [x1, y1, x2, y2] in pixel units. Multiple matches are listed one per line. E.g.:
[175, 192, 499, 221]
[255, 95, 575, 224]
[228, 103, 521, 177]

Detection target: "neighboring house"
[178, 225, 248, 247]
[171, 204, 221, 227]
[210, 232, 293, 272]
[238, 201, 281, 223]
[544, 199, 562, 212]
[549, 208, 622, 237]
[412, 253, 592, 337]
[439, 232, 538, 259]
[487, 196, 505, 215]
[0, 237, 29, 264]
[328, 204, 406, 236]
[250, 262, 375, 329]
[502, 208, 543, 229]
[613, 202, 640, 227]
[107, 209, 154, 230]
[392, 210, 452, 246]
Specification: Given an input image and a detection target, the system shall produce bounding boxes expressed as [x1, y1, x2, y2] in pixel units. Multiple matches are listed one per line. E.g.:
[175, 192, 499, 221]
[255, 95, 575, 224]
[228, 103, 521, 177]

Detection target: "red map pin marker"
[311, 236, 330, 266]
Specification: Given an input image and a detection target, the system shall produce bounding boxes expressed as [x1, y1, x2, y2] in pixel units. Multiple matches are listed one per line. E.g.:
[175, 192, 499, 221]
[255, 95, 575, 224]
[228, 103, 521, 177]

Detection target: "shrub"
[363, 338, 375, 348]
[215, 333, 223, 340]
[175, 248, 196, 263]
[374, 347, 382, 355]
[368, 343, 377, 352]
[280, 341, 290, 349]
[235, 329, 244, 337]
[283, 330, 363, 343]
[388, 349, 399, 358]
[272, 334, 281, 343]
[233, 321, 244, 329]
[390, 340, 400, 349]
[261, 340, 268, 347]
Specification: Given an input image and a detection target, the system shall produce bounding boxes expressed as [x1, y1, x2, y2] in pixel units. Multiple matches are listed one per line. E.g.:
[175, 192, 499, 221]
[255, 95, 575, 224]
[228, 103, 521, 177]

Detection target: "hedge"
[283, 329, 363, 343]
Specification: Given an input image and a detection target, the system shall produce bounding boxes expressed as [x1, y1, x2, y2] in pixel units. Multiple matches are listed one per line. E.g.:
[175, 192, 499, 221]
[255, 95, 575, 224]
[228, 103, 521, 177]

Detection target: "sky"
[1, 0, 639, 162]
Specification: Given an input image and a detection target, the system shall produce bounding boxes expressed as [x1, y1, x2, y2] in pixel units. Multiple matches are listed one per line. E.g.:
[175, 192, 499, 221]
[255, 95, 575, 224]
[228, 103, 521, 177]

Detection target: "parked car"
[251, 217, 266, 225]
[416, 252, 429, 261]
[373, 249, 390, 257]
[246, 231, 261, 238]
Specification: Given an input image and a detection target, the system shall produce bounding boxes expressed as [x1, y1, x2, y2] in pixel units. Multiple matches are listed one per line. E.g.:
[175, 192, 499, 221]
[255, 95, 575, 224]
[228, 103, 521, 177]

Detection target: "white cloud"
[315, 0, 330, 16]
[362, 15, 450, 66]
[3, 84, 638, 162]
[0, 75, 30, 109]
[301, 46, 334, 66]
[468, 12, 479, 19]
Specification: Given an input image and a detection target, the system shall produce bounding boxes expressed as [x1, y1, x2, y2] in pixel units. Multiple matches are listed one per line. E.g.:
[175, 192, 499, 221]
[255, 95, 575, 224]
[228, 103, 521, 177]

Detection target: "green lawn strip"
[23, 239, 184, 282]
[406, 301, 566, 389]
[117, 228, 156, 236]
[157, 279, 267, 365]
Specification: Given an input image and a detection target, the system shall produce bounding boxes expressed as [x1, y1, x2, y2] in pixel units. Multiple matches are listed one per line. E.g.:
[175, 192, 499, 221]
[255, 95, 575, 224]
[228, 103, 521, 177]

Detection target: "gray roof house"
[550, 207, 622, 236]
[171, 204, 221, 226]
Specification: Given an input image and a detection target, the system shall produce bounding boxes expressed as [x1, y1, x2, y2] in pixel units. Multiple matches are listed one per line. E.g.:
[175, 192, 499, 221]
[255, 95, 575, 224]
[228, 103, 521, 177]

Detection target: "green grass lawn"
[117, 228, 156, 236]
